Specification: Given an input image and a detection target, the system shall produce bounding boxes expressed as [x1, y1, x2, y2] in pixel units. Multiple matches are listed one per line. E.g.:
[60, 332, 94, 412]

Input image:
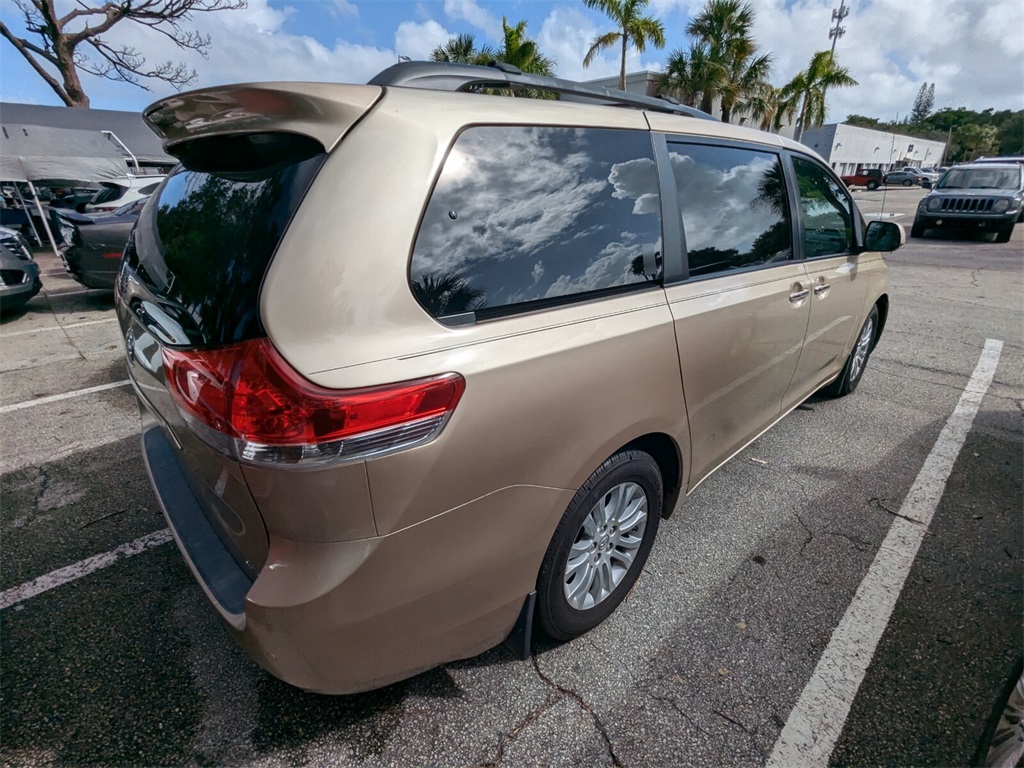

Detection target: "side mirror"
[864, 220, 905, 252]
[921, 179, 932, 189]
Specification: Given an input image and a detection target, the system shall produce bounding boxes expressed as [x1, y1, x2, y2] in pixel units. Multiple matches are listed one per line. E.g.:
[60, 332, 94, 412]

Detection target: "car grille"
[936, 197, 996, 213]
[0, 269, 27, 286]
[0, 233, 32, 261]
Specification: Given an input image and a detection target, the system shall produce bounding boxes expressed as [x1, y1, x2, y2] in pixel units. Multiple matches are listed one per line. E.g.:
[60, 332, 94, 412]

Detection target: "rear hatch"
[117, 83, 382, 583]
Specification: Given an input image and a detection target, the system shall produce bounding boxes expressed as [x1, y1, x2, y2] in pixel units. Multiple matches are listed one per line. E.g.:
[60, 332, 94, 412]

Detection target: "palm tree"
[582, 0, 666, 92]
[784, 50, 858, 141]
[411, 272, 486, 316]
[658, 45, 714, 108]
[684, 0, 773, 122]
[430, 33, 493, 65]
[740, 82, 783, 131]
[497, 17, 555, 76]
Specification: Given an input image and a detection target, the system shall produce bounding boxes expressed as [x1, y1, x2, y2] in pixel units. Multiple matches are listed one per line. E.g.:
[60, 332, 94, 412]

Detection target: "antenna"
[829, 0, 850, 54]
[879, 113, 899, 220]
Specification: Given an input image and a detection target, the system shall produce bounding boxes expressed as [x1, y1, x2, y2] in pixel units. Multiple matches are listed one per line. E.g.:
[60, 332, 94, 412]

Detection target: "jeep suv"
[912, 162, 1023, 242]
[117, 61, 900, 694]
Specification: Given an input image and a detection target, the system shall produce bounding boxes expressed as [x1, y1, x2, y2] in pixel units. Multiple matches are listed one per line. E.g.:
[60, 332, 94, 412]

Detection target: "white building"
[801, 123, 947, 176]
[584, 71, 797, 138]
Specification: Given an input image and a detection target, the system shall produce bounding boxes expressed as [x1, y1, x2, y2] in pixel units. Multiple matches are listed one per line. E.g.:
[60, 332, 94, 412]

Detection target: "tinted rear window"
[125, 133, 324, 346]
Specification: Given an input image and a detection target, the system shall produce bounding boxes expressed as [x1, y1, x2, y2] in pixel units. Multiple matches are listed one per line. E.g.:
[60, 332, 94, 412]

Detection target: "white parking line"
[0, 317, 117, 338]
[0, 529, 172, 610]
[0, 380, 130, 414]
[768, 338, 1004, 768]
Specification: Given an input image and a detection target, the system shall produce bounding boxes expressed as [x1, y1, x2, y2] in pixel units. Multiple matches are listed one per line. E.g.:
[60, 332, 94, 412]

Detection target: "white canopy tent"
[1, 123, 129, 256]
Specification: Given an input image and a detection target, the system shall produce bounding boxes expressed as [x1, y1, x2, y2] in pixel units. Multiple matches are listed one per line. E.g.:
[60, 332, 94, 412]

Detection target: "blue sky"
[1, 0, 1021, 120]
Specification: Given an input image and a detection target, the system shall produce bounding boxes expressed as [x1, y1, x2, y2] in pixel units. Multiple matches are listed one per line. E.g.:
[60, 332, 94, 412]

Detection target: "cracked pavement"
[2, 187, 1022, 766]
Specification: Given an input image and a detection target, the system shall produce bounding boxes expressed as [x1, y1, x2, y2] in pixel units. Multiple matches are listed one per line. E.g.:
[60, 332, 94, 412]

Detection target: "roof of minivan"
[145, 79, 823, 165]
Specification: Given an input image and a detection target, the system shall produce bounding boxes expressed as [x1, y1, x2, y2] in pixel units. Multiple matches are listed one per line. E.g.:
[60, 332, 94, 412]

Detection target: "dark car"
[0, 237, 42, 313]
[912, 162, 1023, 242]
[60, 198, 146, 289]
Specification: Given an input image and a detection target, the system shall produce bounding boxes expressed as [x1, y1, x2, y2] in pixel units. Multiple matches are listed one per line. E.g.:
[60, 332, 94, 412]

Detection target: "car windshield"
[938, 167, 1021, 190]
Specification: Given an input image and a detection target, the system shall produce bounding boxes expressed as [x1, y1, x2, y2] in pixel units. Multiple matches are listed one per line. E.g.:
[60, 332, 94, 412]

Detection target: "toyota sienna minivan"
[117, 61, 902, 694]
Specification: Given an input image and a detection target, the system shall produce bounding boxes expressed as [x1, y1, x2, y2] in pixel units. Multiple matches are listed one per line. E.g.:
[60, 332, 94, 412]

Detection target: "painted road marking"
[0, 317, 117, 338]
[768, 338, 1004, 767]
[0, 529, 172, 610]
[0, 380, 130, 414]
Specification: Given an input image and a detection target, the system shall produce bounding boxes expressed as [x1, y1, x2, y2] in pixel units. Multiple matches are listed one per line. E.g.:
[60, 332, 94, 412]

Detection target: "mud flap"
[502, 591, 536, 661]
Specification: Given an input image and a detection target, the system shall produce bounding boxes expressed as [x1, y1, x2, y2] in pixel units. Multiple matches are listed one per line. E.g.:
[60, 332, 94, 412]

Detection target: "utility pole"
[829, 0, 849, 55]
[814, 0, 849, 136]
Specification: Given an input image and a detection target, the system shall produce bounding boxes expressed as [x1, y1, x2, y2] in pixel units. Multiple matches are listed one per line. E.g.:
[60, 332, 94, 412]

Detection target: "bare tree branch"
[1, 0, 246, 106]
[0, 19, 71, 103]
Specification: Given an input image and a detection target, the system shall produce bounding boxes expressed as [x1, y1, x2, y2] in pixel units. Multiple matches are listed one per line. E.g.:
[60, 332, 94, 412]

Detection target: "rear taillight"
[162, 338, 465, 466]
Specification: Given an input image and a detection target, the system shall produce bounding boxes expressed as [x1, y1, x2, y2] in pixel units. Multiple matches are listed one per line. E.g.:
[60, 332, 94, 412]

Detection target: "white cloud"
[539, 6, 663, 82]
[395, 19, 455, 61]
[443, 0, 501, 39]
[332, 0, 359, 18]
[751, 0, 1023, 120]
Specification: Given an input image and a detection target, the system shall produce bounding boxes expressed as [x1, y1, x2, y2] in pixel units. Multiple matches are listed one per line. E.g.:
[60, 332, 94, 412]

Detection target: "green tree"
[783, 50, 858, 141]
[949, 123, 999, 162]
[910, 82, 935, 124]
[740, 82, 785, 131]
[496, 17, 554, 76]
[844, 114, 880, 129]
[582, 0, 666, 92]
[658, 44, 714, 107]
[685, 0, 773, 122]
[430, 33, 493, 65]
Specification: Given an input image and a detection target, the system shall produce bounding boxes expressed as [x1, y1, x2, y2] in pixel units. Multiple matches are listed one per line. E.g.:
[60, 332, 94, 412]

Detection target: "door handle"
[813, 282, 831, 298]
[789, 288, 809, 303]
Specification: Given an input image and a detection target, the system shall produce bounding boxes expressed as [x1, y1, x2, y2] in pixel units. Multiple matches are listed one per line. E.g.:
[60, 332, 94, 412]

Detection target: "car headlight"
[992, 199, 1010, 214]
[926, 197, 942, 211]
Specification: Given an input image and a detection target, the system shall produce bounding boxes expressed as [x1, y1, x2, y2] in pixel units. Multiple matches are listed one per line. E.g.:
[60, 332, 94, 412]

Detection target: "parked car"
[59, 198, 146, 288]
[80, 175, 164, 213]
[119, 62, 902, 695]
[885, 167, 928, 186]
[840, 167, 884, 190]
[0, 237, 41, 313]
[912, 162, 1023, 242]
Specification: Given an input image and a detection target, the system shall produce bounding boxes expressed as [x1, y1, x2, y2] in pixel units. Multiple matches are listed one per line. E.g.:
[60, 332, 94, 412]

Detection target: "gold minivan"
[118, 62, 901, 694]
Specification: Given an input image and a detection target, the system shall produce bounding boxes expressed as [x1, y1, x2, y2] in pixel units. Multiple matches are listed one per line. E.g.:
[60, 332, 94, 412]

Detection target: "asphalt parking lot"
[2, 186, 1021, 767]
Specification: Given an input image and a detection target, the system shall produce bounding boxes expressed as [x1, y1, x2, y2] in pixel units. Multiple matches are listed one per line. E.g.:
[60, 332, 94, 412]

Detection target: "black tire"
[822, 305, 879, 398]
[994, 224, 1013, 244]
[866, 180, 879, 190]
[910, 221, 925, 238]
[902, 179, 913, 187]
[536, 450, 662, 641]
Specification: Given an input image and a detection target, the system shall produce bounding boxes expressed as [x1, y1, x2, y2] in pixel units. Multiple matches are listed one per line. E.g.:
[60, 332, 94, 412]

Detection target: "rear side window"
[410, 126, 662, 322]
[125, 133, 325, 346]
[668, 142, 792, 278]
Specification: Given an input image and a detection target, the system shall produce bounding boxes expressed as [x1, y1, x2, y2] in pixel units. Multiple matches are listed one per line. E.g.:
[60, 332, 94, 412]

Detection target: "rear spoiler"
[143, 83, 383, 158]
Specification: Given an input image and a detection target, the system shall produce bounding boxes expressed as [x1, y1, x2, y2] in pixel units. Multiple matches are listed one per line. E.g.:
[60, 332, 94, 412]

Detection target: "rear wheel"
[822, 306, 879, 398]
[902, 179, 913, 187]
[866, 180, 879, 190]
[536, 450, 662, 641]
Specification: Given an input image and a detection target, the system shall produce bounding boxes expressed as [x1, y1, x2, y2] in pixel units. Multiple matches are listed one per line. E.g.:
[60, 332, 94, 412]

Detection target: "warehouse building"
[801, 123, 946, 177]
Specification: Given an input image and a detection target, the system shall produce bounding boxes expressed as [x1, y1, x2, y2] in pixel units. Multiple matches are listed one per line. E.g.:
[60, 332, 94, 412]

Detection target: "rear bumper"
[64, 246, 118, 290]
[142, 423, 572, 694]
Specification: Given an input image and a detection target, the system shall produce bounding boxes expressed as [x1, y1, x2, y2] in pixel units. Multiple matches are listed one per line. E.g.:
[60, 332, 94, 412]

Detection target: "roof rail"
[368, 61, 718, 121]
